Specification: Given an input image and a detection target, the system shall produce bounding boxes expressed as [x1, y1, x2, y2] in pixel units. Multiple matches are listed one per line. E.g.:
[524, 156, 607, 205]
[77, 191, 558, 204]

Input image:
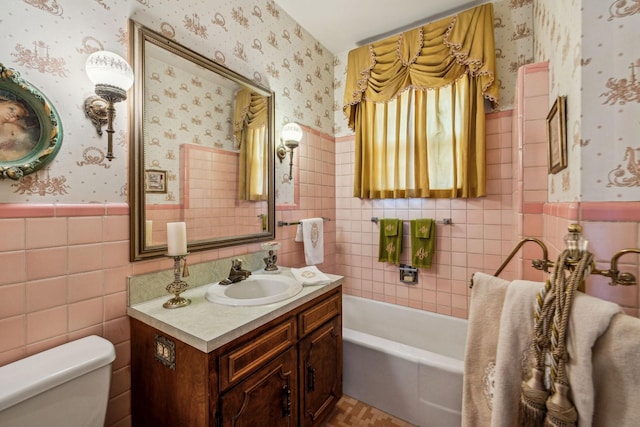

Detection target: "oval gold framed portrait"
[0, 63, 63, 180]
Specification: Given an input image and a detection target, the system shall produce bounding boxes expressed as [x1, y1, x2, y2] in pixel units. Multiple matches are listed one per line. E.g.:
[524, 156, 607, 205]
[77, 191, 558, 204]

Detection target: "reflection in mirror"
[235, 88, 269, 201]
[129, 20, 275, 261]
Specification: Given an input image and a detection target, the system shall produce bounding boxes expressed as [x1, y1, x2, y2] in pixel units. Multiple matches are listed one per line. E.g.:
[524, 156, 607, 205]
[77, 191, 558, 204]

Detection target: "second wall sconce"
[84, 51, 134, 161]
[276, 122, 303, 180]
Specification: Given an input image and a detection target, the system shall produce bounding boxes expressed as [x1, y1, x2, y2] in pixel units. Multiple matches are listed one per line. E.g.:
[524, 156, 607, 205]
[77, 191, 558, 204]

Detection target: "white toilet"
[0, 335, 116, 427]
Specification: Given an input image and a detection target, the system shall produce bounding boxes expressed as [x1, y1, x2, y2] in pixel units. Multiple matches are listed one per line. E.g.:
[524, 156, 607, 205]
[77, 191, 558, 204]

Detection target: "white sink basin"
[204, 274, 303, 306]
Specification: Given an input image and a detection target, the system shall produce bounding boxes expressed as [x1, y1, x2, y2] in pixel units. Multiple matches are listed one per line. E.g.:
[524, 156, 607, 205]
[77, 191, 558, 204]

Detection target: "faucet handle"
[231, 258, 243, 269]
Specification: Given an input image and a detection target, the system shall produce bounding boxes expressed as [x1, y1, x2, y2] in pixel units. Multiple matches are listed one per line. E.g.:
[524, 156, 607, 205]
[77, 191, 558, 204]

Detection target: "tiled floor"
[321, 395, 416, 427]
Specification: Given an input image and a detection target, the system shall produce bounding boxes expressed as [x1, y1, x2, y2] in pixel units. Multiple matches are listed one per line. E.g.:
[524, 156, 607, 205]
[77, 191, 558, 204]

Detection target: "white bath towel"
[462, 272, 511, 427]
[298, 218, 324, 265]
[491, 280, 622, 427]
[490, 279, 544, 427]
[290, 266, 331, 285]
[592, 312, 640, 427]
[564, 291, 621, 426]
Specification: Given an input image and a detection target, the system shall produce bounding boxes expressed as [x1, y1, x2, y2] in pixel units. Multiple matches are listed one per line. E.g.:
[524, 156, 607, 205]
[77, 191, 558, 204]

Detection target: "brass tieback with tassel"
[543, 251, 593, 427]
[519, 252, 562, 427]
[519, 277, 552, 426]
[519, 250, 592, 427]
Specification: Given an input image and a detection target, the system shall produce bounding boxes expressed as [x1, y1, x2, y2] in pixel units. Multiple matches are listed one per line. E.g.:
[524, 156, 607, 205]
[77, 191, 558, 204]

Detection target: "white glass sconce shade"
[276, 122, 303, 180]
[85, 51, 134, 92]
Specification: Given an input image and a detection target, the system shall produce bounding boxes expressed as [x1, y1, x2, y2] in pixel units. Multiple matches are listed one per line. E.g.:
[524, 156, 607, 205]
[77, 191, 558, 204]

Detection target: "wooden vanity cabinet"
[130, 286, 342, 427]
[220, 346, 298, 426]
[299, 316, 342, 427]
[298, 293, 342, 427]
[130, 319, 214, 427]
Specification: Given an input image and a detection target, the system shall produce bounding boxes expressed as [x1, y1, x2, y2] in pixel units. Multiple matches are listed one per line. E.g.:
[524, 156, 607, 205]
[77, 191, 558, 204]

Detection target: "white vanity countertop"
[127, 271, 343, 353]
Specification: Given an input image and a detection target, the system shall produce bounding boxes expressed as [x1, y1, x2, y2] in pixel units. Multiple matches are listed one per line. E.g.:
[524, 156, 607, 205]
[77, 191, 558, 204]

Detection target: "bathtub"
[342, 295, 468, 427]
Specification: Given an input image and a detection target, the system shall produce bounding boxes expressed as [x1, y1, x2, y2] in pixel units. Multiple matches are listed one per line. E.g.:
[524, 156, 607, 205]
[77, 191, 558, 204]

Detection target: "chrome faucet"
[219, 259, 252, 285]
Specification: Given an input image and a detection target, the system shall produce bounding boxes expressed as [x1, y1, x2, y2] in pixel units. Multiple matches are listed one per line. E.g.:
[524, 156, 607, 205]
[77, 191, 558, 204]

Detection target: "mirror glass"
[129, 20, 275, 261]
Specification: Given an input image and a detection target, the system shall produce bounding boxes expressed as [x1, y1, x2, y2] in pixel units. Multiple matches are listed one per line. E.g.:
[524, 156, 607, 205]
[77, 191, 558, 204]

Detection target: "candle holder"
[163, 254, 191, 309]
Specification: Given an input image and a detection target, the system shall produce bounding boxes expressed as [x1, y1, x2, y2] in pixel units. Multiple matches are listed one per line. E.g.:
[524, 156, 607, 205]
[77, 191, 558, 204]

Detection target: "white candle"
[167, 222, 187, 256]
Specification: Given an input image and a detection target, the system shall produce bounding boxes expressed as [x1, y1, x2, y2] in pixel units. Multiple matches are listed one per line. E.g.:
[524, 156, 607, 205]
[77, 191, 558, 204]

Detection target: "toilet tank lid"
[0, 335, 116, 412]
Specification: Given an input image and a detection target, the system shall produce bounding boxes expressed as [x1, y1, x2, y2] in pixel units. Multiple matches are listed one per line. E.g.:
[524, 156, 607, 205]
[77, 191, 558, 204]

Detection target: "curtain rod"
[356, 0, 485, 47]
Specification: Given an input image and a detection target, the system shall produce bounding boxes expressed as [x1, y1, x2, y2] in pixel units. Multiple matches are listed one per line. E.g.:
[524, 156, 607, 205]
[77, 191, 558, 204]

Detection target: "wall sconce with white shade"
[276, 122, 303, 180]
[84, 51, 134, 161]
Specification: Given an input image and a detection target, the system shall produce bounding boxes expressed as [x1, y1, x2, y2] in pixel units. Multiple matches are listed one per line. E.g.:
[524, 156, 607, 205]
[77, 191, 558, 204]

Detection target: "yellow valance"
[343, 3, 498, 130]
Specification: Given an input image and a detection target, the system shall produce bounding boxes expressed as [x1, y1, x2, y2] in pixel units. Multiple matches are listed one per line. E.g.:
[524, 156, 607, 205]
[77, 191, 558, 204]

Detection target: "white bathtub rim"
[342, 295, 468, 359]
[342, 328, 464, 375]
[343, 295, 468, 327]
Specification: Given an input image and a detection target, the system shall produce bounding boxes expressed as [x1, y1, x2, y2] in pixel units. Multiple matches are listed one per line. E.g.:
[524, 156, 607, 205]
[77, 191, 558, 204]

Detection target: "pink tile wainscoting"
[0, 126, 336, 427]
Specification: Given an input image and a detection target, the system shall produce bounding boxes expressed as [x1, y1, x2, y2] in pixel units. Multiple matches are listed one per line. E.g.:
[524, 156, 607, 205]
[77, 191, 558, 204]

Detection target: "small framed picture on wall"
[546, 95, 567, 174]
[145, 169, 167, 193]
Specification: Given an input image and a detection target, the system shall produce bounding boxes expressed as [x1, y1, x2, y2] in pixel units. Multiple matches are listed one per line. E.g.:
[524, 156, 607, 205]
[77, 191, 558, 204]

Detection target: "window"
[343, 4, 498, 199]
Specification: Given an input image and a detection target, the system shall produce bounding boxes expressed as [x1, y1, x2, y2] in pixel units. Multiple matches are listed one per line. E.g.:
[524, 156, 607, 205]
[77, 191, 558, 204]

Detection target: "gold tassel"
[543, 383, 577, 427]
[519, 367, 548, 427]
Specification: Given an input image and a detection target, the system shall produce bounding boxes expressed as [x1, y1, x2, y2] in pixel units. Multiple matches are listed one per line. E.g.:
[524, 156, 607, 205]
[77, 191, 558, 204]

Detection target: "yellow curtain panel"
[234, 88, 269, 201]
[343, 3, 499, 199]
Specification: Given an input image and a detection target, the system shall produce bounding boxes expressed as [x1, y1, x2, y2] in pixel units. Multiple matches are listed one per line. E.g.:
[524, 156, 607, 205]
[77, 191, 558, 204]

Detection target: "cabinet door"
[220, 346, 298, 427]
[299, 316, 342, 427]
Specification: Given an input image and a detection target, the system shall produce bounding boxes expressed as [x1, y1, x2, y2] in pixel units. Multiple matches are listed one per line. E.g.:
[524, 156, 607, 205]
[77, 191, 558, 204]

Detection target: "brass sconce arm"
[593, 248, 640, 286]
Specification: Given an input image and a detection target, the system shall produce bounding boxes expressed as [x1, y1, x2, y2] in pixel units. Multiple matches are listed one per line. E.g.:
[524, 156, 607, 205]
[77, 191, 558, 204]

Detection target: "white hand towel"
[290, 266, 331, 285]
[299, 218, 324, 265]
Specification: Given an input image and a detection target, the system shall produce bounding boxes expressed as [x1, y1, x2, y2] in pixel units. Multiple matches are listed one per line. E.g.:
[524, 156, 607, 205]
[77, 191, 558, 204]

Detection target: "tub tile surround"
[335, 110, 516, 319]
[335, 61, 640, 319]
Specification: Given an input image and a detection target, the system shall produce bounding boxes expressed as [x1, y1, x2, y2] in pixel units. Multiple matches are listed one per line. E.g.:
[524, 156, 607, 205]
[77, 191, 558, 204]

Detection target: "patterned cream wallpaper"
[1, 0, 335, 204]
[9, 1, 632, 205]
[534, 0, 640, 202]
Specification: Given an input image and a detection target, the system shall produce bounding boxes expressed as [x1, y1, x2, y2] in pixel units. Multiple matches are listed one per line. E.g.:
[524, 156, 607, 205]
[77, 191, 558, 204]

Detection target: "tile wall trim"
[0, 203, 129, 218]
[543, 201, 640, 222]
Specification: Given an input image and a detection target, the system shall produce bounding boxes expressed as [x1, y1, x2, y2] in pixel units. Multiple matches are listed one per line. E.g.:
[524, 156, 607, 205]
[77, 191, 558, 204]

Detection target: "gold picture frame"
[145, 169, 167, 193]
[546, 95, 567, 174]
[0, 64, 63, 180]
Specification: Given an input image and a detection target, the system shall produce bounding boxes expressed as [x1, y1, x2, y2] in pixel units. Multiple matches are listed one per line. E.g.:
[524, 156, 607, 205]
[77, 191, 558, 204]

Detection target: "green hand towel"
[414, 218, 432, 238]
[384, 219, 398, 236]
[378, 218, 403, 264]
[411, 219, 435, 268]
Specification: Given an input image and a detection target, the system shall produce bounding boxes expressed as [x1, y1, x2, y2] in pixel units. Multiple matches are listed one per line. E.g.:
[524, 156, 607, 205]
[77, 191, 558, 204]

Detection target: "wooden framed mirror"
[129, 19, 275, 261]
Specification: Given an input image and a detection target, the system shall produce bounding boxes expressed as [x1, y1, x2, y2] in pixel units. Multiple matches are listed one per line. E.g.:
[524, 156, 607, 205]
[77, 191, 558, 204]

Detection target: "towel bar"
[476, 224, 640, 288]
[370, 216, 452, 225]
[277, 217, 331, 227]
